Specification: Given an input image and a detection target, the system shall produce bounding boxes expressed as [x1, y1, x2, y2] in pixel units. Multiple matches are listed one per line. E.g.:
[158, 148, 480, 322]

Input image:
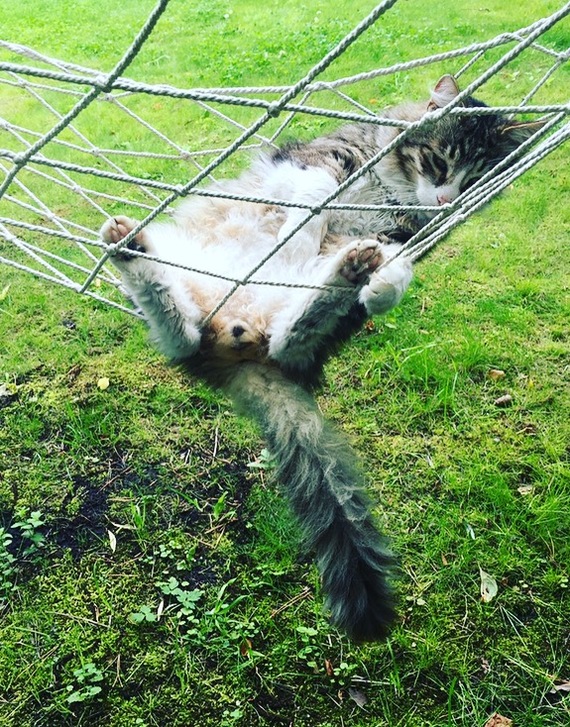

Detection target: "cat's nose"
[437, 193, 452, 205]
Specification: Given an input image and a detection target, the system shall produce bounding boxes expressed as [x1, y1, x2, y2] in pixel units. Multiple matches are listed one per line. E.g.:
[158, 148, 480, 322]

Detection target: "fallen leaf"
[487, 369, 506, 381]
[494, 394, 513, 407]
[348, 687, 368, 708]
[324, 658, 335, 677]
[480, 568, 499, 603]
[97, 376, 110, 391]
[518, 422, 537, 436]
[480, 657, 491, 675]
[107, 529, 117, 553]
[240, 638, 252, 658]
[156, 598, 164, 620]
[517, 484, 535, 496]
[550, 680, 570, 694]
[484, 713, 513, 727]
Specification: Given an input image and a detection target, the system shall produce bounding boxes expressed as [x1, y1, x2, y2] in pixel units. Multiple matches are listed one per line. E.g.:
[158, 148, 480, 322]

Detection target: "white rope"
[0, 0, 568, 317]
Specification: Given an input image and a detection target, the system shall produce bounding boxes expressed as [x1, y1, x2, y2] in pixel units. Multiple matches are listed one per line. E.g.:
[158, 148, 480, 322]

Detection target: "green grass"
[1, 1, 569, 725]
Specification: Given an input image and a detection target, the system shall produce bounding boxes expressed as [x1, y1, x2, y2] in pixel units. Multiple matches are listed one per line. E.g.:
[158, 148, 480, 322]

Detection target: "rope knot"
[266, 102, 281, 118]
[94, 74, 113, 93]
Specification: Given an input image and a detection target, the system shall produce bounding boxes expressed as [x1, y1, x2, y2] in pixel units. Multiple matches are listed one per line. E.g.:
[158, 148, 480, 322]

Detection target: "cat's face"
[397, 75, 544, 210]
[407, 138, 493, 207]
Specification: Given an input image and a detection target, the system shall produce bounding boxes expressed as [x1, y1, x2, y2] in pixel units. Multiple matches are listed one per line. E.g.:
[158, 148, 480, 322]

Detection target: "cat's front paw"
[100, 215, 148, 259]
[339, 240, 383, 285]
[360, 254, 413, 315]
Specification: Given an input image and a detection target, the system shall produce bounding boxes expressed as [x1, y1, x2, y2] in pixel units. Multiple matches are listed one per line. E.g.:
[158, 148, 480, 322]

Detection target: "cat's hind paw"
[100, 215, 149, 258]
[339, 240, 383, 285]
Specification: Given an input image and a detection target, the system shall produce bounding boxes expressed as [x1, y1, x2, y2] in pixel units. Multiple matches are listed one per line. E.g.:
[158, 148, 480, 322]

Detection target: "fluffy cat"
[101, 75, 541, 640]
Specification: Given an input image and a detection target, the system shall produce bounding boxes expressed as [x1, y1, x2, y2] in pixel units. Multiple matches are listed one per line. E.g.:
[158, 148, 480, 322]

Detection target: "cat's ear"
[428, 75, 461, 111]
[499, 118, 547, 149]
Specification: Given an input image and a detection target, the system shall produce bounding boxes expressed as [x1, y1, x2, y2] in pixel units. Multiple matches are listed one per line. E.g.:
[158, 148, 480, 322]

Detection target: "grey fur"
[225, 363, 396, 641]
[273, 75, 544, 240]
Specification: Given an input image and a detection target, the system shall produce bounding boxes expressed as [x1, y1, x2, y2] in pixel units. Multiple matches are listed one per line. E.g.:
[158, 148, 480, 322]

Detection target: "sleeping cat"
[101, 75, 541, 640]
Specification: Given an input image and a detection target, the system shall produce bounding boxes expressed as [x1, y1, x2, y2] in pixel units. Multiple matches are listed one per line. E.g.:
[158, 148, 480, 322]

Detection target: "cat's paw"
[360, 254, 413, 315]
[100, 215, 148, 259]
[339, 240, 383, 285]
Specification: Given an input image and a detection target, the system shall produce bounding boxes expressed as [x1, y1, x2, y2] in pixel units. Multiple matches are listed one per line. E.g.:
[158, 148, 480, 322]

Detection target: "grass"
[1, 0, 569, 725]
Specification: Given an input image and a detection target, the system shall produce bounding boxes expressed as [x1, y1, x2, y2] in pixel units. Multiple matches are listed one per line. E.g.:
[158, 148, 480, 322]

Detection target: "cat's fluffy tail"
[224, 362, 396, 641]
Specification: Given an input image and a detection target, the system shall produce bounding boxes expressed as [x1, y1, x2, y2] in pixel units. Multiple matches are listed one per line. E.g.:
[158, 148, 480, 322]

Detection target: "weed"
[12, 510, 46, 555]
[0, 509, 46, 600]
[129, 603, 159, 624]
[65, 662, 104, 704]
[0, 528, 16, 597]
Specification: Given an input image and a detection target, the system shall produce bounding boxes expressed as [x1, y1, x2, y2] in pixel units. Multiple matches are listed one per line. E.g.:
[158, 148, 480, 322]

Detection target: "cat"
[101, 75, 542, 641]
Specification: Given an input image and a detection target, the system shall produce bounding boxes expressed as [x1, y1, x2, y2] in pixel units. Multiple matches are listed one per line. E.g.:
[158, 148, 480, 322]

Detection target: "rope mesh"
[0, 0, 568, 318]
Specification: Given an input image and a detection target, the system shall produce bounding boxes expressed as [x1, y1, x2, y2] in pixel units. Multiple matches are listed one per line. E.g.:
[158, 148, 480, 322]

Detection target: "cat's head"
[398, 75, 545, 208]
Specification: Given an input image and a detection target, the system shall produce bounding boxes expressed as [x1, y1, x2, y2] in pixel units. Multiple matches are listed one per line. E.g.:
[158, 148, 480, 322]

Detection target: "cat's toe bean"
[339, 241, 382, 283]
[116, 220, 135, 240]
[368, 251, 383, 271]
[359, 246, 377, 263]
[101, 215, 149, 257]
[100, 217, 122, 244]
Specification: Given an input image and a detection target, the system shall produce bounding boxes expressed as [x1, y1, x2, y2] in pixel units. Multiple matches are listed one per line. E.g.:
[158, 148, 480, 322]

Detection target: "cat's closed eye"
[419, 150, 449, 184]
[460, 159, 491, 189]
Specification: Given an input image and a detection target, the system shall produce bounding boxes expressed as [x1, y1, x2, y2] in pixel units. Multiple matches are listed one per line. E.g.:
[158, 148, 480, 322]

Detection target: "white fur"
[416, 169, 468, 207]
[103, 150, 413, 367]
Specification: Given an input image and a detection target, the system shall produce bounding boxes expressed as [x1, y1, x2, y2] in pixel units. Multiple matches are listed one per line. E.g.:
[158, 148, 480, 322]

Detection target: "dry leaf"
[240, 638, 252, 658]
[480, 568, 498, 603]
[518, 422, 537, 436]
[488, 369, 506, 381]
[550, 680, 570, 694]
[517, 484, 534, 496]
[494, 394, 513, 407]
[324, 658, 335, 677]
[107, 529, 117, 553]
[97, 377, 110, 391]
[484, 713, 513, 727]
[348, 687, 368, 708]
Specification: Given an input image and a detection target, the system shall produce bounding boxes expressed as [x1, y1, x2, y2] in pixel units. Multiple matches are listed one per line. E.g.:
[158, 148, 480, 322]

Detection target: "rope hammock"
[0, 0, 568, 320]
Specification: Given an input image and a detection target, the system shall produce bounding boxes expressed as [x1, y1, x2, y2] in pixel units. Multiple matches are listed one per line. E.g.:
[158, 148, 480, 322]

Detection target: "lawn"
[0, 1, 569, 725]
